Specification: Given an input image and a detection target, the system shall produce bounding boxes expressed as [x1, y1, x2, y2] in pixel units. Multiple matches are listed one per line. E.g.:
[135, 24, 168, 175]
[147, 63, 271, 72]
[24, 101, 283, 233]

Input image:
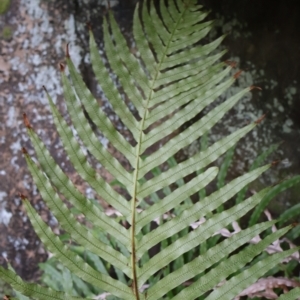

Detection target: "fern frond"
[236, 143, 281, 204]
[1, 0, 298, 299]
[0, 264, 86, 300]
[250, 175, 300, 226]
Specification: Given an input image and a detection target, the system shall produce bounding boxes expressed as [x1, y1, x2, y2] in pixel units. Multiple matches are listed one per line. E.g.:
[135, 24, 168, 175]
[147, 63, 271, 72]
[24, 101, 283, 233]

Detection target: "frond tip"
[21, 147, 28, 155]
[18, 192, 27, 201]
[59, 63, 65, 72]
[255, 114, 266, 124]
[22, 113, 32, 129]
[65, 43, 70, 58]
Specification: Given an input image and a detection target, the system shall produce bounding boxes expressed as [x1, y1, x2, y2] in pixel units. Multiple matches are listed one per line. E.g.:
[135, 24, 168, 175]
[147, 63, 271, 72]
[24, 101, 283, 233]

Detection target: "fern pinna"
[1, 0, 299, 299]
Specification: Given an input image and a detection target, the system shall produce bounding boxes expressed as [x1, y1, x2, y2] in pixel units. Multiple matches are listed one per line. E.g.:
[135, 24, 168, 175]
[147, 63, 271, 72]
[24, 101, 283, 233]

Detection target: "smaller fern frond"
[0, 263, 85, 300]
[250, 175, 300, 226]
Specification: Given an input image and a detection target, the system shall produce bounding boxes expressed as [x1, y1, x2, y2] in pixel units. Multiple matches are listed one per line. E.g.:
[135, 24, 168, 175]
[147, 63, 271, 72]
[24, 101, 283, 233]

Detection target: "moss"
[1, 26, 13, 39]
[0, 0, 11, 14]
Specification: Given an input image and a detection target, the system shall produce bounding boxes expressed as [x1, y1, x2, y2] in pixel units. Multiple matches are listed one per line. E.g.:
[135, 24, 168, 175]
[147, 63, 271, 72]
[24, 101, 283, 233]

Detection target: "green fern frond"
[1, 0, 299, 299]
[0, 262, 86, 300]
[278, 287, 300, 300]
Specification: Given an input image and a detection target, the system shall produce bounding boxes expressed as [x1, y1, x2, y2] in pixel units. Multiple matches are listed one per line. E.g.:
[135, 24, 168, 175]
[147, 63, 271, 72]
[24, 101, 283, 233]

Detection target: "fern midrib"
[130, 2, 191, 297]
